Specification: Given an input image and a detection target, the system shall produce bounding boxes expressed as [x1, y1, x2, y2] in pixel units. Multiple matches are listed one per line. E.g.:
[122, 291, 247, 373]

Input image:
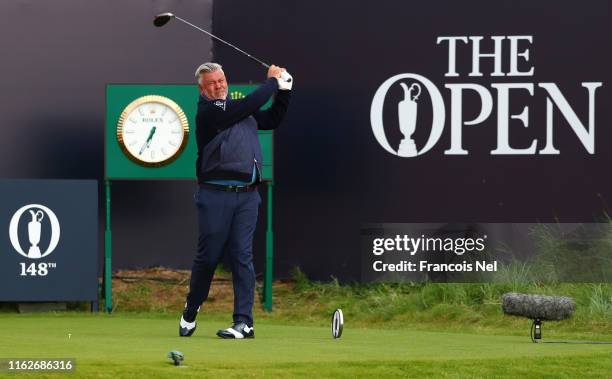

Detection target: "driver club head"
[153, 12, 175, 27]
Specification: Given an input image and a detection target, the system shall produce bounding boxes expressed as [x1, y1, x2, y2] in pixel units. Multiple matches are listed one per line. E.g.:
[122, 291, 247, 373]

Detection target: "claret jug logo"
[9, 204, 61, 259]
[370, 35, 603, 157]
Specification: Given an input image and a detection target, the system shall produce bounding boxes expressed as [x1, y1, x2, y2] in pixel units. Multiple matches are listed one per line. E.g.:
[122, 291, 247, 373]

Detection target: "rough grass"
[79, 267, 612, 340]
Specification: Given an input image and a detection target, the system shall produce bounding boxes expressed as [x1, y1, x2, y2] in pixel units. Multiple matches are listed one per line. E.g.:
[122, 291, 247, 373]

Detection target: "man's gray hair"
[195, 62, 223, 83]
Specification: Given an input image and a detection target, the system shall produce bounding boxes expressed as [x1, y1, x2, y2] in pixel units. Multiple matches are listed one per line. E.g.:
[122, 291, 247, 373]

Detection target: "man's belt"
[200, 182, 258, 192]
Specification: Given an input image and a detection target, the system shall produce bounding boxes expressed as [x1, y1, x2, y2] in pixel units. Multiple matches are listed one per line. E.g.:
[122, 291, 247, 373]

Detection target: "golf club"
[154, 12, 272, 69]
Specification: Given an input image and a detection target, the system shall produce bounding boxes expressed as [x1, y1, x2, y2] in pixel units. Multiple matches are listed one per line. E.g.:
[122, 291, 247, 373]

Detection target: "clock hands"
[139, 126, 157, 155]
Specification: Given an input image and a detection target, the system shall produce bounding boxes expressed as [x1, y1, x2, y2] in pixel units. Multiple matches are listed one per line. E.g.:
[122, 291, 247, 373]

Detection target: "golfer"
[179, 62, 292, 338]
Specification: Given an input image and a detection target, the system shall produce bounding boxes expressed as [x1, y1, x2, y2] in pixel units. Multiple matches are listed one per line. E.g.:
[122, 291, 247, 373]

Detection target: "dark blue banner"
[0, 180, 98, 301]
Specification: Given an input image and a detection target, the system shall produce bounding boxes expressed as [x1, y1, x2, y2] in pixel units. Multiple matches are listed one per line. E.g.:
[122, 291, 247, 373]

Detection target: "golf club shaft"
[174, 16, 270, 69]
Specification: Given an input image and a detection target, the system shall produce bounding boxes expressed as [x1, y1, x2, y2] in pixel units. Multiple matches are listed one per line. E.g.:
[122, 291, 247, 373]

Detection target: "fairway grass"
[0, 313, 610, 378]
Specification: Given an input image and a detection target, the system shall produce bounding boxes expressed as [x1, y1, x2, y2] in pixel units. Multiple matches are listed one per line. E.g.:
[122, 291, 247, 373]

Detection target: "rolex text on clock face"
[117, 95, 189, 167]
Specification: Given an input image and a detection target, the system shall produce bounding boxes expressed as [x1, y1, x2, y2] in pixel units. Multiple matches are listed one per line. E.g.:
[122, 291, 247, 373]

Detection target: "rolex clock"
[116, 95, 189, 167]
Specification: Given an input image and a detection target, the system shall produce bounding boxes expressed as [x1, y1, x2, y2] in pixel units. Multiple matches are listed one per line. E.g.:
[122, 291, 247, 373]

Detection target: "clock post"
[104, 180, 112, 313]
[263, 180, 274, 312]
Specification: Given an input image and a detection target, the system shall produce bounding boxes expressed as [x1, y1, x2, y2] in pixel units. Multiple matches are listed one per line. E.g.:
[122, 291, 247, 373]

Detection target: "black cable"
[543, 341, 612, 345]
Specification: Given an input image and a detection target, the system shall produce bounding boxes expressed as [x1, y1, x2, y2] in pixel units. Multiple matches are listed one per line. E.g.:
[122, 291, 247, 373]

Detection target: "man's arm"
[197, 78, 278, 130]
[253, 90, 291, 130]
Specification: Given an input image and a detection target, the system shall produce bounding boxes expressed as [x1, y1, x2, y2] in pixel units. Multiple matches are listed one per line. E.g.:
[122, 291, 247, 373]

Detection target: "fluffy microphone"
[502, 293, 575, 321]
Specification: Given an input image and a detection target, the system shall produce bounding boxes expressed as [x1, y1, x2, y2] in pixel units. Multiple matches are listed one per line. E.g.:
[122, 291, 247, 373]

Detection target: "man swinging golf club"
[179, 62, 292, 339]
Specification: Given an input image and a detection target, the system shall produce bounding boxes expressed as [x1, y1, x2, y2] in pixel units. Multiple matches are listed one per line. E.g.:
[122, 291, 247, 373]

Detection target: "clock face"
[116, 95, 189, 167]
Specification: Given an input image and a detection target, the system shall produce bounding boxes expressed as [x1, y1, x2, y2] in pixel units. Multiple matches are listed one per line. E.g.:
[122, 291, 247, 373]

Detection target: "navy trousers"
[185, 186, 261, 326]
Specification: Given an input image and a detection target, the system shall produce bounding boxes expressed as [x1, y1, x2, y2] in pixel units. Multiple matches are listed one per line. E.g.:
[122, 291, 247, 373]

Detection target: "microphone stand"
[530, 318, 612, 344]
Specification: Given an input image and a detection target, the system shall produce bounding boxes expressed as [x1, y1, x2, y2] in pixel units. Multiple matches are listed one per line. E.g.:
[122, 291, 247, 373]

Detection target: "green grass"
[0, 313, 610, 378]
[2, 269, 611, 377]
